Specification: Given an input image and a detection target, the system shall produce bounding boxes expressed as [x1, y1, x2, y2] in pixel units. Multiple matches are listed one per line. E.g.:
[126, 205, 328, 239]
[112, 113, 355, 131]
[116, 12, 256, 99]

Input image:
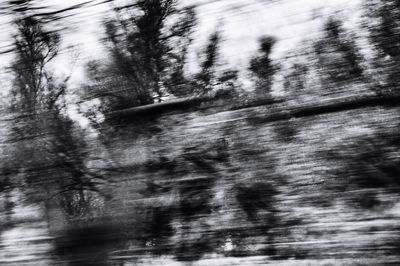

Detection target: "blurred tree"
[165, 30, 239, 98]
[283, 63, 308, 94]
[86, 18, 239, 117]
[313, 17, 364, 85]
[6, 2, 65, 180]
[365, 0, 400, 60]
[4, 3, 110, 226]
[10, 16, 64, 113]
[83, 59, 142, 112]
[99, 0, 197, 105]
[193, 31, 221, 94]
[364, 0, 400, 93]
[249, 36, 277, 96]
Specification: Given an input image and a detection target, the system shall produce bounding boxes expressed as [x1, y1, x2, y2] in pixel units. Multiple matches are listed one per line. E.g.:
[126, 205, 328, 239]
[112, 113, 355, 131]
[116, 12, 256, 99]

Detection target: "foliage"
[249, 36, 277, 96]
[100, 0, 197, 104]
[84, 2, 241, 114]
[10, 16, 66, 113]
[193, 31, 221, 93]
[4, 5, 109, 222]
[364, 0, 400, 93]
[365, 0, 400, 59]
[283, 62, 309, 94]
[313, 17, 364, 85]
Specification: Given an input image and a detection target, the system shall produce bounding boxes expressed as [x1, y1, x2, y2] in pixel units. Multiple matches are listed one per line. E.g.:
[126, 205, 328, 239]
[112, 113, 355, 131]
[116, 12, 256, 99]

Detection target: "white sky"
[0, 0, 363, 90]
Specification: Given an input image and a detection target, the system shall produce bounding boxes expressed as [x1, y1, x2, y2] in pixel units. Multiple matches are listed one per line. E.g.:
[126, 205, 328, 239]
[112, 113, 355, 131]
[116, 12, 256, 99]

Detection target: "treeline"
[79, 0, 399, 118]
[3, 0, 400, 118]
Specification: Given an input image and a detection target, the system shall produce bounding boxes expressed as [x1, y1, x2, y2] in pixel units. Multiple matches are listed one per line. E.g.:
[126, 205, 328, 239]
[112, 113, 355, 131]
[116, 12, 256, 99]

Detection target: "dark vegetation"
[1, 0, 400, 264]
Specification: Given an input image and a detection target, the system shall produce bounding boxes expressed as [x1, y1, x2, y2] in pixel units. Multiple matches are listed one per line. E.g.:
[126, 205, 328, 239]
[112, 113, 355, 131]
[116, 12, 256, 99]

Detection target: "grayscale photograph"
[0, 0, 400, 265]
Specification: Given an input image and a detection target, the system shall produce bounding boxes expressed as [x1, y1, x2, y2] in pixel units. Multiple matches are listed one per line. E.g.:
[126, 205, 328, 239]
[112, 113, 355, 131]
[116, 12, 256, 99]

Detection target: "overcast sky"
[0, 0, 363, 90]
